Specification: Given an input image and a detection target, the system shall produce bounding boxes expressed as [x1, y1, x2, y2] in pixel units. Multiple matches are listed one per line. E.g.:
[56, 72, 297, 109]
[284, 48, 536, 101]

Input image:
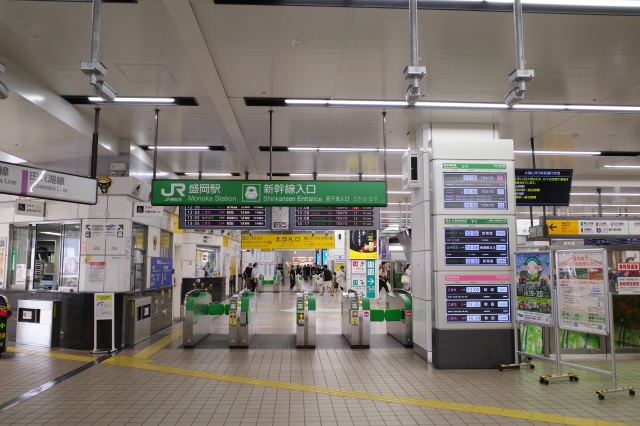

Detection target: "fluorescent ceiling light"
[486, 0, 640, 7]
[146, 146, 209, 151]
[571, 192, 640, 196]
[387, 191, 411, 194]
[570, 203, 640, 207]
[88, 97, 176, 103]
[514, 150, 601, 156]
[604, 165, 640, 169]
[0, 150, 28, 163]
[290, 173, 314, 177]
[40, 231, 62, 237]
[183, 172, 233, 177]
[288, 147, 407, 153]
[381, 211, 412, 214]
[283, 98, 640, 113]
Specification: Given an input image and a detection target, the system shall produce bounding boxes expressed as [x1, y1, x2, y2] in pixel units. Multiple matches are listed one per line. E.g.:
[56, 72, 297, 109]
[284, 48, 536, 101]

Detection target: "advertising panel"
[514, 251, 553, 326]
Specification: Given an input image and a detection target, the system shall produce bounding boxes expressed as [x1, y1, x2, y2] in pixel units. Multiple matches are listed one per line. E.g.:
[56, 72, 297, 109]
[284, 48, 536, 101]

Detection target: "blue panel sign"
[150, 257, 173, 289]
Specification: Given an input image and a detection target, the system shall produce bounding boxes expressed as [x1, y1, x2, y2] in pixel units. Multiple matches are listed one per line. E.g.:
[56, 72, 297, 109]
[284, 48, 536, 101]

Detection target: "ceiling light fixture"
[604, 165, 640, 169]
[288, 147, 407, 153]
[88, 96, 176, 103]
[514, 150, 601, 156]
[571, 192, 640, 196]
[387, 191, 412, 194]
[486, 0, 640, 7]
[139, 145, 226, 151]
[183, 172, 234, 177]
[280, 98, 640, 113]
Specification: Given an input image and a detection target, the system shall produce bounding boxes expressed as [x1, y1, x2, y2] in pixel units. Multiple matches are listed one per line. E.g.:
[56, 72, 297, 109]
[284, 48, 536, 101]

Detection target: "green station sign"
[151, 180, 388, 207]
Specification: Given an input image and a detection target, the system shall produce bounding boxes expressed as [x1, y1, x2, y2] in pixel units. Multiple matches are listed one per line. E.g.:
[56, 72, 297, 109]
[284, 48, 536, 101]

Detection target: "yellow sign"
[298, 313, 305, 320]
[96, 294, 113, 301]
[351, 319, 359, 325]
[172, 213, 184, 234]
[230, 311, 236, 319]
[229, 320, 237, 326]
[223, 236, 229, 247]
[241, 234, 334, 250]
[547, 219, 579, 235]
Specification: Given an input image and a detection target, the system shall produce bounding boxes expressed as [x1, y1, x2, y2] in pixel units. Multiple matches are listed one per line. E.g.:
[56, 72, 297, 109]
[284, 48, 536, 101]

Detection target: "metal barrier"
[183, 290, 214, 348]
[384, 289, 413, 347]
[229, 290, 257, 348]
[295, 291, 316, 348]
[341, 290, 370, 348]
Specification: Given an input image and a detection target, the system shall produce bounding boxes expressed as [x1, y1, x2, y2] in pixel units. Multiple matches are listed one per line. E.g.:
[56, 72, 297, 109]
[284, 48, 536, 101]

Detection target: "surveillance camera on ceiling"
[0, 80, 8, 100]
[92, 79, 117, 102]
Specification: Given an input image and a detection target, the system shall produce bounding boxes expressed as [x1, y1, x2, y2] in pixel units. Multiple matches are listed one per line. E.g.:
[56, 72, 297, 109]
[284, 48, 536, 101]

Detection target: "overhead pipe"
[90, 108, 100, 179]
[152, 109, 160, 180]
[504, 0, 534, 107]
[382, 112, 388, 181]
[269, 109, 273, 181]
[404, 0, 426, 105]
[80, 0, 117, 102]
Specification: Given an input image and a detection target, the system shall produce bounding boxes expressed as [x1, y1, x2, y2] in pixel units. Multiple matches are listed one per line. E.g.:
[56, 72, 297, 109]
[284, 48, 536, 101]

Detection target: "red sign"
[406, 311, 412, 317]
[618, 262, 640, 272]
[364, 311, 369, 317]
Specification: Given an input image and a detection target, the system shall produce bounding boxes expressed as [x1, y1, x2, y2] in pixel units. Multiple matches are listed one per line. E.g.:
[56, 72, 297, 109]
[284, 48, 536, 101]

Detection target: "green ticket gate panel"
[229, 290, 257, 348]
[183, 290, 213, 348]
[341, 291, 370, 348]
[296, 292, 316, 348]
[385, 290, 413, 347]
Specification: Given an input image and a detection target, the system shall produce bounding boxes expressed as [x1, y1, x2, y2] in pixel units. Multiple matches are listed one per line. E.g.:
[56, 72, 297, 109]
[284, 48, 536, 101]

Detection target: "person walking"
[378, 261, 390, 297]
[335, 265, 346, 295]
[290, 266, 297, 290]
[401, 263, 411, 291]
[250, 262, 259, 292]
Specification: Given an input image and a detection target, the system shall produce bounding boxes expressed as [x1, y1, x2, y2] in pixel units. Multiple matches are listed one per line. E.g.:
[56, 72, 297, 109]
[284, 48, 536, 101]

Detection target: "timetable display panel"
[290, 206, 379, 230]
[434, 216, 515, 271]
[436, 272, 513, 329]
[179, 205, 270, 230]
[432, 161, 515, 215]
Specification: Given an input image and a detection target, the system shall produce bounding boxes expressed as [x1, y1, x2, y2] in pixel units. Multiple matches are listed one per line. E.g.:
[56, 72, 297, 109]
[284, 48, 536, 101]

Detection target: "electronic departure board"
[443, 172, 508, 210]
[179, 206, 270, 230]
[515, 168, 573, 206]
[444, 228, 510, 266]
[290, 206, 379, 230]
[445, 284, 511, 323]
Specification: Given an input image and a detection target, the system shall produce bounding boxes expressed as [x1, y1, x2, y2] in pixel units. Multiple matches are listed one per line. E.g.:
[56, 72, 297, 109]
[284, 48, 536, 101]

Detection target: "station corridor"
[0, 290, 638, 426]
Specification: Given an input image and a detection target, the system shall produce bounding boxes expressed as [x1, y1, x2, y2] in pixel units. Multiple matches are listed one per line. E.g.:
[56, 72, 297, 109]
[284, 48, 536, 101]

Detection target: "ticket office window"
[9, 222, 81, 291]
[197, 246, 219, 278]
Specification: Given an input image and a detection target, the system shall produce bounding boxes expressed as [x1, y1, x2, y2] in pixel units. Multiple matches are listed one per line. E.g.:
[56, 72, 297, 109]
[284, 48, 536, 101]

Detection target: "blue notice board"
[150, 257, 173, 288]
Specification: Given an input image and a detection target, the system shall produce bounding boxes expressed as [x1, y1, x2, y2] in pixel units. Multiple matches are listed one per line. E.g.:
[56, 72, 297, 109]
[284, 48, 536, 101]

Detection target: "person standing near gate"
[251, 263, 259, 292]
[378, 261, 390, 297]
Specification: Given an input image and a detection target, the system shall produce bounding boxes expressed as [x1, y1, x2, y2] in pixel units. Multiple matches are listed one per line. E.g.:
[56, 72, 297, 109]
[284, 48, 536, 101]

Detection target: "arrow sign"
[548, 223, 557, 231]
[118, 225, 124, 231]
[298, 313, 304, 320]
[0, 323, 5, 329]
[367, 277, 375, 285]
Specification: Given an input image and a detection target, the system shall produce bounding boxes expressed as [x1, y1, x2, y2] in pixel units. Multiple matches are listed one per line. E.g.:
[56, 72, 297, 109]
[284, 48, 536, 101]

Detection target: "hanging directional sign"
[151, 180, 387, 207]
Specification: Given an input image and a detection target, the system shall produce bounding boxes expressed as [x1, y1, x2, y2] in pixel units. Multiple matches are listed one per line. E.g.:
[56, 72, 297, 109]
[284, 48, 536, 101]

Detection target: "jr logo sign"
[160, 183, 186, 197]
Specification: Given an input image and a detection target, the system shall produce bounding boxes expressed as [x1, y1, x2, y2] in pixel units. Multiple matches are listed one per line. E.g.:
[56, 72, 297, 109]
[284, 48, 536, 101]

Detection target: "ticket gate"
[295, 292, 316, 348]
[385, 290, 413, 347]
[229, 290, 257, 348]
[183, 290, 214, 348]
[273, 273, 281, 293]
[341, 290, 370, 348]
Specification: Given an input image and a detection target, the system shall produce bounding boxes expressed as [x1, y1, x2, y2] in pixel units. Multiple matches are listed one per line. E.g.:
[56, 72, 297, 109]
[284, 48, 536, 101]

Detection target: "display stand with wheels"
[553, 249, 634, 399]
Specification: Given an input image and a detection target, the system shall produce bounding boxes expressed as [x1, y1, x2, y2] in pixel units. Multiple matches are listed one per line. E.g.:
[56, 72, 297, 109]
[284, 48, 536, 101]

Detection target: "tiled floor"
[0, 288, 639, 425]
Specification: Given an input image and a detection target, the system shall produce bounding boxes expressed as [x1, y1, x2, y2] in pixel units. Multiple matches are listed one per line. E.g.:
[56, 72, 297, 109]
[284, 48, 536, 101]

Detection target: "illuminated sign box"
[179, 206, 271, 230]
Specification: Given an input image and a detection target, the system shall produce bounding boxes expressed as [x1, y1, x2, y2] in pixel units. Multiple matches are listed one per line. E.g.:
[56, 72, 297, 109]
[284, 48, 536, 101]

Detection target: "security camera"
[504, 87, 524, 107]
[405, 84, 420, 106]
[0, 62, 8, 100]
[92, 79, 117, 102]
[0, 80, 8, 100]
[311, 231, 315, 237]
[324, 231, 329, 237]
[249, 231, 254, 237]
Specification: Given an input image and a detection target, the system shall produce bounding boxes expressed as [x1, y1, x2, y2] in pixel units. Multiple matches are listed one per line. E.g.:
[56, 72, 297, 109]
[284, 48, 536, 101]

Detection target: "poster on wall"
[150, 257, 173, 288]
[349, 259, 376, 298]
[88, 262, 106, 288]
[556, 249, 608, 335]
[349, 230, 378, 259]
[514, 251, 553, 326]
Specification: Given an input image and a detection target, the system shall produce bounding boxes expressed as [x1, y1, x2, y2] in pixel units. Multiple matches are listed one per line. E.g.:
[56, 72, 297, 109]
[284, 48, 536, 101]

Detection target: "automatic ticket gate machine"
[229, 290, 257, 348]
[385, 289, 413, 347]
[295, 291, 316, 348]
[183, 290, 214, 348]
[341, 290, 370, 348]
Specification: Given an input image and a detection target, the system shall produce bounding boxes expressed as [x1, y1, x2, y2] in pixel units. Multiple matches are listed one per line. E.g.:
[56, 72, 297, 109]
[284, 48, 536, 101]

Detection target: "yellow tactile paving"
[7, 347, 96, 363]
[130, 329, 183, 359]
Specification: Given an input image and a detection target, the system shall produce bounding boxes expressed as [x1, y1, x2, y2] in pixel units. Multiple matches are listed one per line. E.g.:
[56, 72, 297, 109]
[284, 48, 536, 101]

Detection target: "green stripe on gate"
[208, 304, 225, 315]
[385, 309, 403, 322]
[369, 309, 385, 322]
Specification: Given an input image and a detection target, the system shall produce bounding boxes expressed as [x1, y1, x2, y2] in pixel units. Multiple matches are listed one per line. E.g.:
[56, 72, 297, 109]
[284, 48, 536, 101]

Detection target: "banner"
[556, 249, 608, 335]
[514, 251, 553, 326]
[241, 234, 334, 250]
[349, 230, 378, 259]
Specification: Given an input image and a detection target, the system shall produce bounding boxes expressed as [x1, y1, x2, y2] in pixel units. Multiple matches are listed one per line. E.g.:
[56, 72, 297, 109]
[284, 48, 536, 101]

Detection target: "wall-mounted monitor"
[432, 161, 515, 215]
[290, 206, 379, 230]
[515, 168, 573, 206]
[434, 216, 515, 271]
[179, 206, 271, 230]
